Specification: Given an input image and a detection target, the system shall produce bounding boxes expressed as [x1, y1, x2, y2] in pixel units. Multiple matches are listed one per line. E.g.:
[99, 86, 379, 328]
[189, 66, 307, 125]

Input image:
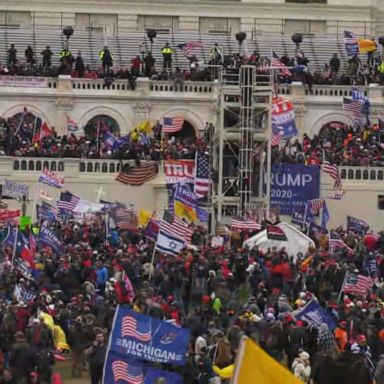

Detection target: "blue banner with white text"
[270, 164, 320, 215]
[347, 215, 369, 234]
[295, 298, 337, 330]
[108, 306, 190, 365]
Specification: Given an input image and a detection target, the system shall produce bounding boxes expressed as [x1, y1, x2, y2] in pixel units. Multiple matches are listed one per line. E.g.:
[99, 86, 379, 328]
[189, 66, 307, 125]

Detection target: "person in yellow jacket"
[378, 59, 384, 85]
[99, 46, 113, 75]
[161, 42, 174, 70]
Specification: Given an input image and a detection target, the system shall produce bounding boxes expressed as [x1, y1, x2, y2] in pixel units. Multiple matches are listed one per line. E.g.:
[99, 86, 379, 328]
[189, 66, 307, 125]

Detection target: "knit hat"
[299, 351, 310, 361]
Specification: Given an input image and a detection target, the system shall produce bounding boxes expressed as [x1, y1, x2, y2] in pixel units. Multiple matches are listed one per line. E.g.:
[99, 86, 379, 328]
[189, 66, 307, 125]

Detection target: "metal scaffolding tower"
[211, 65, 273, 231]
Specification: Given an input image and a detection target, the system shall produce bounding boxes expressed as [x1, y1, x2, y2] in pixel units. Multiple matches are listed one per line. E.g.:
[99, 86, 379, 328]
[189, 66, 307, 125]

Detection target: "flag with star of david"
[155, 229, 185, 257]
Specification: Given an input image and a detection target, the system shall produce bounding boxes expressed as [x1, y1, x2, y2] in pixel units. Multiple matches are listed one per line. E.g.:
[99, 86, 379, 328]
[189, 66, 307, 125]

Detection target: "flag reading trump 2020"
[109, 306, 190, 365]
[270, 164, 320, 215]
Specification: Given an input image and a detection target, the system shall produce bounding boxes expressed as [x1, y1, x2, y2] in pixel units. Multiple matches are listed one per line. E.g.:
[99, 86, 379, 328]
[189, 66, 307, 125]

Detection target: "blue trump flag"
[39, 226, 62, 254]
[103, 350, 183, 384]
[295, 298, 337, 330]
[347, 215, 369, 234]
[108, 306, 190, 365]
[321, 201, 330, 228]
[270, 164, 320, 215]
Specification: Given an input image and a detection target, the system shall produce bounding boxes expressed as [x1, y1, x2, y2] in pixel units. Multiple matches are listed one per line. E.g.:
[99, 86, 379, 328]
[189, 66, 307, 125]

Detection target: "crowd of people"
[0, 112, 213, 161]
[2, 39, 384, 87]
[0, 209, 383, 383]
[273, 122, 384, 167]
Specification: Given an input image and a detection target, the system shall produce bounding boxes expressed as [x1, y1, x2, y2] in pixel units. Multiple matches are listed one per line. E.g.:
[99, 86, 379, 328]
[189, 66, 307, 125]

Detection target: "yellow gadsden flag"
[132, 120, 152, 134]
[231, 337, 302, 384]
[138, 209, 152, 227]
[358, 39, 377, 54]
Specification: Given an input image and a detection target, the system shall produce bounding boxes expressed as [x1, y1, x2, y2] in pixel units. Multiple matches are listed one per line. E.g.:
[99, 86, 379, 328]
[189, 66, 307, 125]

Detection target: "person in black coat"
[85, 332, 107, 384]
[9, 332, 36, 384]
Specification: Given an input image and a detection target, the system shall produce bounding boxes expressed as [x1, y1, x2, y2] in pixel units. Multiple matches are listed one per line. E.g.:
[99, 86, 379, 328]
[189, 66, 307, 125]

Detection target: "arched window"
[84, 115, 120, 148]
[8, 109, 43, 142]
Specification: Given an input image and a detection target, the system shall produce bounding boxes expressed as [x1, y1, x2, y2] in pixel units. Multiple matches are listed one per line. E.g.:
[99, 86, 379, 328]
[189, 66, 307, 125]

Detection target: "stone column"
[132, 102, 152, 127]
[55, 75, 74, 135]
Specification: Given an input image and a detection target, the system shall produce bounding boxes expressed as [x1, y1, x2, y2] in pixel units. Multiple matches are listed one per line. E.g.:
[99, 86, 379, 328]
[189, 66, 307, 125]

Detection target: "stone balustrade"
[2, 157, 383, 183]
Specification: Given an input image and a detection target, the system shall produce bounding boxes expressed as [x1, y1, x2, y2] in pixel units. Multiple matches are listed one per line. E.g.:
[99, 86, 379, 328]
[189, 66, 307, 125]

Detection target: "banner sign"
[0, 76, 48, 88]
[38, 168, 64, 189]
[295, 298, 337, 330]
[109, 306, 190, 365]
[3, 180, 29, 199]
[272, 97, 298, 139]
[0, 209, 20, 221]
[347, 215, 369, 234]
[164, 160, 195, 214]
[39, 226, 62, 253]
[270, 164, 320, 215]
[19, 216, 32, 230]
[103, 350, 183, 384]
[163, 160, 195, 184]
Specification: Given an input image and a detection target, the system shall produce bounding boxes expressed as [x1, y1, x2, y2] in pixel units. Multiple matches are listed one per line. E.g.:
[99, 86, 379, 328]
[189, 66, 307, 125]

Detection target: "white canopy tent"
[242, 222, 315, 261]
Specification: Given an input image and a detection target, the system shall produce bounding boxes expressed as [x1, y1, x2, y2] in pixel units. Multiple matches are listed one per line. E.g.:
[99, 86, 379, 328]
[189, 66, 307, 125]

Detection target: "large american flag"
[161, 209, 192, 244]
[271, 52, 292, 77]
[57, 191, 80, 212]
[322, 161, 342, 189]
[343, 97, 363, 116]
[307, 198, 325, 215]
[121, 315, 151, 342]
[162, 117, 184, 134]
[231, 217, 261, 231]
[116, 164, 158, 186]
[194, 151, 210, 199]
[112, 205, 138, 230]
[342, 272, 373, 296]
[112, 360, 143, 384]
[177, 41, 203, 56]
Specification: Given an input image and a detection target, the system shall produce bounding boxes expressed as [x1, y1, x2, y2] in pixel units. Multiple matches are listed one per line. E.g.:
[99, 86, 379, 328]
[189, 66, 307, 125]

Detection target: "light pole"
[140, 43, 146, 75]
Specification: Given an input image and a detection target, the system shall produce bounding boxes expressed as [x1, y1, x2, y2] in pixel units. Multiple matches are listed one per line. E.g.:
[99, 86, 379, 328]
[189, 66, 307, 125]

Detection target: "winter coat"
[292, 358, 311, 383]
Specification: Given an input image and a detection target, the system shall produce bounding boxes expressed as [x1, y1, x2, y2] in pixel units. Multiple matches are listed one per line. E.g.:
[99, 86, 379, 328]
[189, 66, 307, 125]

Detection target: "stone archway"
[2, 104, 50, 127]
[79, 106, 128, 134]
[309, 112, 353, 138]
[3, 108, 44, 141]
[158, 108, 205, 138]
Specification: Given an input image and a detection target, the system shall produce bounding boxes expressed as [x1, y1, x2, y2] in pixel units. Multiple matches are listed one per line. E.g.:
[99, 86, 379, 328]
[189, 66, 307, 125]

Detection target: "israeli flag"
[155, 230, 185, 256]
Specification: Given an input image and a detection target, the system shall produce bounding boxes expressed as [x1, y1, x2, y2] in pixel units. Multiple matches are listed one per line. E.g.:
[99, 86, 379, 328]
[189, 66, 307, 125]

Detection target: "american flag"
[177, 41, 203, 56]
[322, 161, 342, 189]
[194, 151, 210, 199]
[271, 52, 292, 77]
[327, 190, 345, 200]
[231, 217, 261, 231]
[112, 360, 143, 384]
[121, 315, 151, 342]
[271, 133, 282, 146]
[342, 272, 373, 296]
[343, 97, 363, 116]
[344, 30, 358, 45]
[329, 231, 353, 255]
[162, 117, 184, 134]
[161, 209, 192, 244]
[116, 163, 158, 186]
[112, 205, 138, 230]
[57, 191, 80, 213]
[307, 198, 325, 215]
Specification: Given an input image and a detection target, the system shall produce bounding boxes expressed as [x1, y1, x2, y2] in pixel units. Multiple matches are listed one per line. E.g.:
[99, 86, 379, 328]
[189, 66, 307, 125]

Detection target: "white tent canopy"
[242, 222, 315, 261]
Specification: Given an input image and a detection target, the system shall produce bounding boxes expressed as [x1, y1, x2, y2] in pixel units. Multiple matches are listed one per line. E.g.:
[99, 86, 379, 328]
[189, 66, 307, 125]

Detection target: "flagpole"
[337, 271, 348, 303]
[10, 227, 18, 271]
[149, 206, 165, 280]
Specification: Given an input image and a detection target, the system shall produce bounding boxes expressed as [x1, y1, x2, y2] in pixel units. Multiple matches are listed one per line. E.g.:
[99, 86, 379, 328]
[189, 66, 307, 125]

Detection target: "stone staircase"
[0, 26, 352, 73]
